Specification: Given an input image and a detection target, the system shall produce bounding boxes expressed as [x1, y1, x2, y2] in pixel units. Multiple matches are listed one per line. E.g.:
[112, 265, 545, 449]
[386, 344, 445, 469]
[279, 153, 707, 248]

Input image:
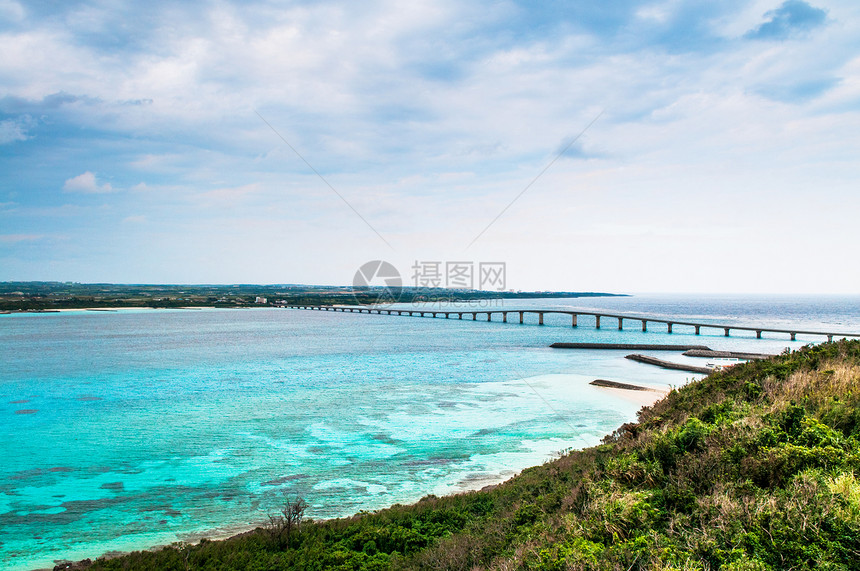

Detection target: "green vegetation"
[0, 282, 621, 312]
[71, 341, 860, 570]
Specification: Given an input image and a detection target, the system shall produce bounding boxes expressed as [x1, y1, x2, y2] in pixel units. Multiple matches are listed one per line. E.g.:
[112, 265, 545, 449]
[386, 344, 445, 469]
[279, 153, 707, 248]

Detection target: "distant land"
[0, 282, 625, 312]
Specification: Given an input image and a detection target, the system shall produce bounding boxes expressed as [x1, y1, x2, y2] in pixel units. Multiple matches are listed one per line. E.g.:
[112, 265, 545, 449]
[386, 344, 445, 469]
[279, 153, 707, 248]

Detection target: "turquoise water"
[1, 295, 859, 570]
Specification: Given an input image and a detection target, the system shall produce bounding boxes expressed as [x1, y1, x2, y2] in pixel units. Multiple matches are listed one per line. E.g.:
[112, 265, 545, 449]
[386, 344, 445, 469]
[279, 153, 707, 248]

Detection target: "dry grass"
[767, 361, 860, 405]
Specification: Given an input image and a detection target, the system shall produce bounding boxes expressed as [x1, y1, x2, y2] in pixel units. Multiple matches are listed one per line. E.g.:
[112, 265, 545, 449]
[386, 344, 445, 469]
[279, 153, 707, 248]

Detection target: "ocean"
[1, 294, 859, 570]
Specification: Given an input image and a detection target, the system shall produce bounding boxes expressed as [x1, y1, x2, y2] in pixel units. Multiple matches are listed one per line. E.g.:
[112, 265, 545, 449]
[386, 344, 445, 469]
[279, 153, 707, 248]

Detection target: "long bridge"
[281, 305, 860, 342]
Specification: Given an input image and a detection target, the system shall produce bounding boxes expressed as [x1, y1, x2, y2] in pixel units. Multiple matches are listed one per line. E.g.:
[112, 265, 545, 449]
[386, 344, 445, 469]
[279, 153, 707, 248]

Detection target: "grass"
[78, 340, 860, 570]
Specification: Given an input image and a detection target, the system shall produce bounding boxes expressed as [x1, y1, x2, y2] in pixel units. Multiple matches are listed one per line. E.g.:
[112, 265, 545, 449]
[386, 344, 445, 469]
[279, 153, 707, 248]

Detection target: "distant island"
[0, 282, 625, 312]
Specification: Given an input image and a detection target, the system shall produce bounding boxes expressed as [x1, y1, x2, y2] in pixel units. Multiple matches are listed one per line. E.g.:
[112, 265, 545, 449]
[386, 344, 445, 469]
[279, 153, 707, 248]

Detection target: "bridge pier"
[641, 320, 647, 332]
[458, 313, 463, 320]
[618, 317, 623, 330]
[757, 330, 762, 339]
[790, 332, 796, 341]
[667, 323, 673, 333]
[539, 312, 544, 325]
[503, 312, 508, 323]
[571, 314, 577, 327]
[725, 328, 730, 336]
[695, 325, 700, 335]
[596, 315, 601, 329]
[828, 335, 833, 342]
[472, 313, 477, 321]
[519, 312, 524, 324]
[487, 312, 492, 322]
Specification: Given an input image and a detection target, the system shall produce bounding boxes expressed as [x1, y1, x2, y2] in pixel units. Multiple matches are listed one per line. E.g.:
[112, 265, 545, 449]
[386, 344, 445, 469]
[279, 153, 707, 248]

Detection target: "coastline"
[39, 464, 530, 569]
[1, 306, 242, 314]
[43, 381, 670, 570]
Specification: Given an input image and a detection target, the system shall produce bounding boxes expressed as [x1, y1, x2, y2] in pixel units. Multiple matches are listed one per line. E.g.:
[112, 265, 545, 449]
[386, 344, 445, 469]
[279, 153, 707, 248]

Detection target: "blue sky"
[1, 0, 858, 293]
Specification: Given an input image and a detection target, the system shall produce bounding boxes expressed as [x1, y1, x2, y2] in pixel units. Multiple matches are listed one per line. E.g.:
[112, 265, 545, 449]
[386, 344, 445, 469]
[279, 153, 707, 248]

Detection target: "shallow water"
[1, 294, 858, 569]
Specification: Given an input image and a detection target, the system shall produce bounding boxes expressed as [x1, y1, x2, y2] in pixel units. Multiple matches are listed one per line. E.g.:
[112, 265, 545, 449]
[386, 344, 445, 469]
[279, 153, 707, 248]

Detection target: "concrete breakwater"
[551, 343, 711, 351]
[682, 349, 775, 360]
[590, 379, 660, 391]
[625, 354, 714, 374]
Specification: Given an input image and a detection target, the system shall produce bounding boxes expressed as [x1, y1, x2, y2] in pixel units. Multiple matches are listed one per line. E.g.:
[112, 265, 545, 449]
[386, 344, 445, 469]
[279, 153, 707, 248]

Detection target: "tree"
[265, 494, 308, 549]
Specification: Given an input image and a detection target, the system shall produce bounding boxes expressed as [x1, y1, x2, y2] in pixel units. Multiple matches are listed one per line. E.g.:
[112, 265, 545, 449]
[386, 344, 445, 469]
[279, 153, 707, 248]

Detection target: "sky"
[1, 0, 859, 294]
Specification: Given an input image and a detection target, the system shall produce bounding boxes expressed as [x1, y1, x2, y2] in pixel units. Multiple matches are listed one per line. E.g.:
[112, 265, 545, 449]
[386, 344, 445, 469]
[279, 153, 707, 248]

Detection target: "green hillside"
[76, 340, 860, 571]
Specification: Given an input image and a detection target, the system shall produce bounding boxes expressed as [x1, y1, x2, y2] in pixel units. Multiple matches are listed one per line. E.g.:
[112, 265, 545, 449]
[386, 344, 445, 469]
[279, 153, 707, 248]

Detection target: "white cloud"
[62, 171, 114, 194]
[0, 116, 32, 144]
[0, 0, 24, 22]
[2, 1, 860, 291]
[0, 233, 44, 243]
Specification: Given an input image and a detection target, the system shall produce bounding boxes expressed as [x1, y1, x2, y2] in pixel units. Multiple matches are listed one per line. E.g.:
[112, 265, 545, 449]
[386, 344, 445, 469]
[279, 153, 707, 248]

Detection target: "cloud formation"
[1, 1, 859, 292]
[0, 233, 44, 243]
[62, 171, 114, 194]
[0, 114, 32, 143]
